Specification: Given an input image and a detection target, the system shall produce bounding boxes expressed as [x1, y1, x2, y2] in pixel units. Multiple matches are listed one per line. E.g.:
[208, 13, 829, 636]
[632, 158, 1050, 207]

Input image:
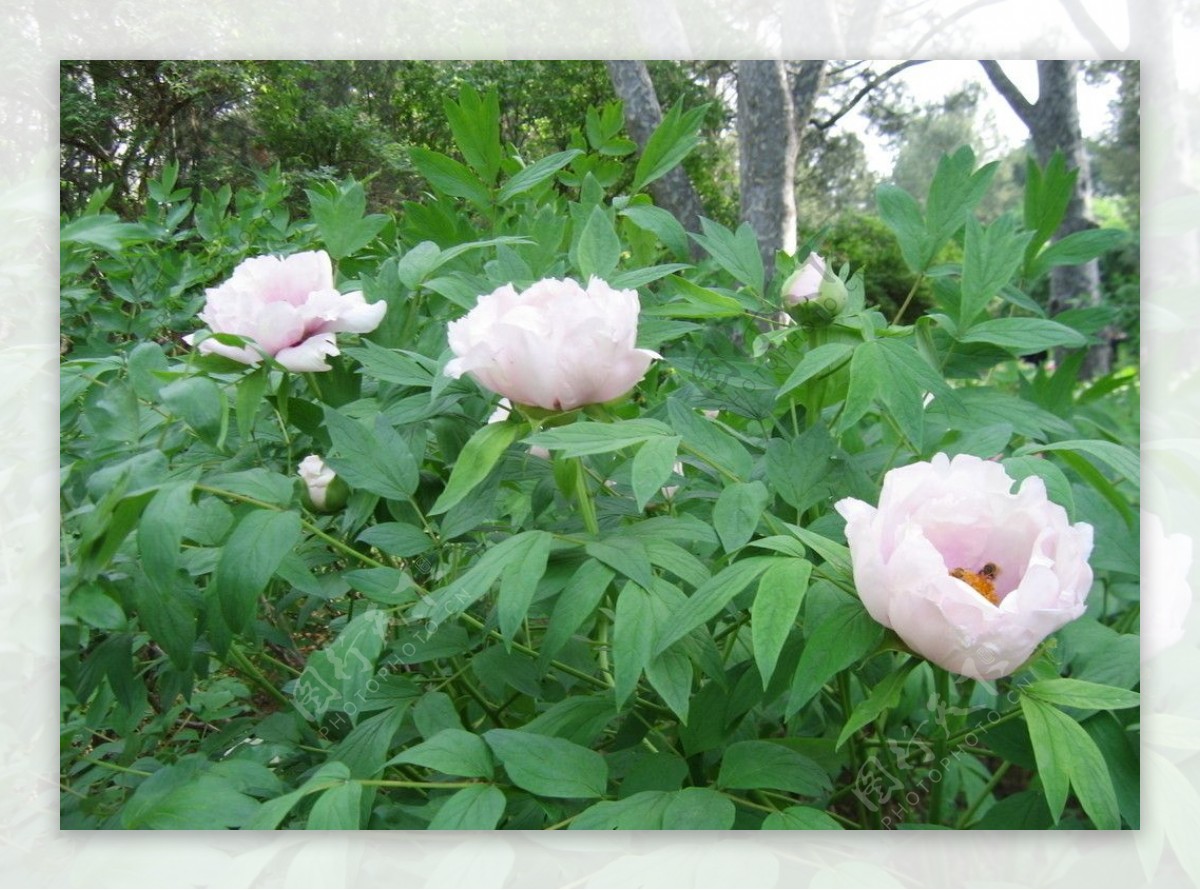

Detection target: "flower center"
[950, 562, 1000, 605]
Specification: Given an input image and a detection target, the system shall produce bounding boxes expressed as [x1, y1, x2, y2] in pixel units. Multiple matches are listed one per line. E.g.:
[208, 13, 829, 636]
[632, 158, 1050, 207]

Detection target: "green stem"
[76, 756, 152, 777]
[956, 760, 1011, 829]
[891, 273, 926, 326]
[359, 779, 480, 789]
[226, 644, 290, 709]
[929, 668, 951, 824]
[573, 457, 600, 536]
[946, 707, 1021, 747]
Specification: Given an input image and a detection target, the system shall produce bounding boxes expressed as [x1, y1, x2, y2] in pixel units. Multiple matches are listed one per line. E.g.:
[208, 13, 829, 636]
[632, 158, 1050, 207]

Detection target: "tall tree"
[737, 60, 798, 279]
[980, 60, 1110, 375]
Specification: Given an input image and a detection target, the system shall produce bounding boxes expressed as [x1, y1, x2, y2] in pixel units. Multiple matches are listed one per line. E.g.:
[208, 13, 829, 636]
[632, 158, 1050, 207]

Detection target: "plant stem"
[891, 273, 925, 326]
[75, 756, 152, 777]
[573, 457, 600, 536]
[956, 761, 1011, 829]
[359, 779, 480, 789]
[226, 643, 290, 709]
[929, 668, 951, 824]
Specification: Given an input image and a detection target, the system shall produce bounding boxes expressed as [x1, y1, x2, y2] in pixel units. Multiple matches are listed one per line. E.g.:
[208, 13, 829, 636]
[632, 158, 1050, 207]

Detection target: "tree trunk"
[605, 61, 706, 237]
[981, 60, 1110, 377]
[737, 60, 798, 283]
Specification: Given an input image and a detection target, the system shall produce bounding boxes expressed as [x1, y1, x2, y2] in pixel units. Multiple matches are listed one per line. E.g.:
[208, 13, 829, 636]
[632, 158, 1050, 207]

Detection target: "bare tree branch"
[979, 60, 1035, 126]
[812, 60, 928, 131]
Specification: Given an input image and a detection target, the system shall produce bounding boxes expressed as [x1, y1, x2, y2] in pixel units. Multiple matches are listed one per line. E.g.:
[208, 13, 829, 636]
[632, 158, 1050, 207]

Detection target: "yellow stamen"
[950, 562, 1000, 605]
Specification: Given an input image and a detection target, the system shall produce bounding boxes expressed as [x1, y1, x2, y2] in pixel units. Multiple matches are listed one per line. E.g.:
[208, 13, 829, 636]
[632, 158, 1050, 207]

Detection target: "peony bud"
[185, 250, 387, 372]
[836, 453, 1094, 681]
[781, 252, 848, 318]
[444, 276, 660, 412]
[298, 454, 348, 512]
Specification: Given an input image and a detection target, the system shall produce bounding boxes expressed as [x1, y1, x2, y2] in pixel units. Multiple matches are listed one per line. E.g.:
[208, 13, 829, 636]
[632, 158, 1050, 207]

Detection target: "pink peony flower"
[835, 453, 1094, 681]
[444, 277, 660, 412]
[185, 250, 387, 372]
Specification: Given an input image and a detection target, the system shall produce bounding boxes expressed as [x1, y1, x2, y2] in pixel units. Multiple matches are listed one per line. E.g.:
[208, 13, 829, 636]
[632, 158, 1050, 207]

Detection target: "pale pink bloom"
[186, 250, 387, 372]
[781, 253, 828, 305]
[445, 277, 660, 412]
[835, 453, 1094, 681]
[297, 454, 337, 510]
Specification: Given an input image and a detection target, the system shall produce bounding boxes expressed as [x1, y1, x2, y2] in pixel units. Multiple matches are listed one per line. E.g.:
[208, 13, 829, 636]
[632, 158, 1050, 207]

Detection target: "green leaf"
[344, 341, 436, 388]
[306, 180, 388, 260]
[631, 435, 681, 511]
[323, 408, 419, 501]
[786, 599, 883, 715]
[646, 643, 694, 723]
[356, 522, 433, 558]
[138, 482, 194, 593]
[612, 582, 655, 709]
[619, 204, 691, 261]
[306, 779, 363, 829]
[835, 660, 916, 750]
[484, 729, 608, 798]
[666, 398, 753, 480]
[60, 213, 147, 252]
[539, 559, 615, 667]
[409, 531, 549, 626]
[525, 418, 672, 457]
[408, 147, 492, 208]
[387, 728, 494, 779]
[958, 317, 1087, 354]
[245, 762, 352, 830]
[631, 98, 708, 192]
[1013, 439, 1139, 491]
[574, 204, 622, 281]
[717, 741, 831, 796]
[924, 148, 997, 261]
[661, 787, 736, 829]
[161, 376, 225, 446]
[1024, 678, 1140, 711]
[1023, 151, 1077, 260]
[428, 784, 507, 829]
[876, 184, 926, 273]
[134, 574, 196, 672]
[443, 85, 502, 185]
[235, 364, 270, 440]
[777, 342, 853, 399]
[751, 558, 812, 688]
[765, 425, 837, 513]
[213, 509, 301, 633]
[570, 791, 673, 829]
[959, 214, 1033, 327]
[122, 761, 261, 829]
[713, 481, 769, 553]
[653, 557, 776, 655]
[498, 149, 583, 202]
[689, 217, 765, 294]
[294, 609, 390, 722]
[1028, 227, 1129, 281]
[202, 468, 295, 507]
[497, 530, 553, 643]
[431, 419, 525, 515]
[761, 806, 844, 830]
[330, 704, 410, 778]
[585, 536, 656, 592]
[1020, 694, 1120, 829]
[341, 567, 415, 605]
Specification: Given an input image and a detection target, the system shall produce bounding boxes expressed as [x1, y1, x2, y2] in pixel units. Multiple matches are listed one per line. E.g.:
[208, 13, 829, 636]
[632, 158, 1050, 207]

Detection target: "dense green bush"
[60, 89, 1139, 831]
